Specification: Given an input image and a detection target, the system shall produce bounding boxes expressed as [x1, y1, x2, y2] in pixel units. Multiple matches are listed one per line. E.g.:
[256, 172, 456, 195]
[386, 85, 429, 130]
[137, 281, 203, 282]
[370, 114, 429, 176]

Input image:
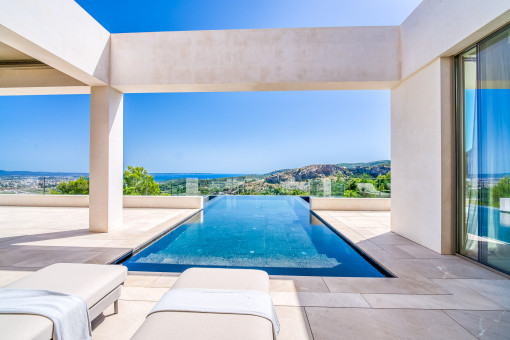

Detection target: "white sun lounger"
[0, 263, 127, 340]
[131, 268, 276, 340]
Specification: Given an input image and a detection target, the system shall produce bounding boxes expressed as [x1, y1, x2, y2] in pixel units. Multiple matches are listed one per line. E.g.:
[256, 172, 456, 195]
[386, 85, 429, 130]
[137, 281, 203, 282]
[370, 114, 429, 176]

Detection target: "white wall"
[0, 195, 88, 207]
[311, 198, 390, 211]
[391, 58, 454, 254]
[0, 195, 203, 209]
[123, 196, 203, 209]
[110, 26, 400, 93]
[401, 0, 510, 79]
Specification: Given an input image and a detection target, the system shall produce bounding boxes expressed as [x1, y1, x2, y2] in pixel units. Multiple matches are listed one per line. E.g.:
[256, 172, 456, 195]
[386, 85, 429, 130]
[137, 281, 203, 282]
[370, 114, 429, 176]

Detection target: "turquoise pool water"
[122, 196, 388, 277]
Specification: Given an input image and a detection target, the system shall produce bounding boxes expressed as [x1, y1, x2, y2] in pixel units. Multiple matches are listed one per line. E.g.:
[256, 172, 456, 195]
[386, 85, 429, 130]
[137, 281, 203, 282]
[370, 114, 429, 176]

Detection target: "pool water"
[468, 205, 510, 243]
[122, 196, 388, 277]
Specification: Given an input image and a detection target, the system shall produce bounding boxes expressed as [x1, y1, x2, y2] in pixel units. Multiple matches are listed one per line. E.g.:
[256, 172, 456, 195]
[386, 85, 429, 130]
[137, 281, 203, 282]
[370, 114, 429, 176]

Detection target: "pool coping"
[309, 210, 394, 277]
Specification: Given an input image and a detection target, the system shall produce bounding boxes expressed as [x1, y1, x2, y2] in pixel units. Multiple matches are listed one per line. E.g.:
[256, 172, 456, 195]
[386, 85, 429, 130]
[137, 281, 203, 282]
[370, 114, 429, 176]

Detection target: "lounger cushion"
[132, 310, 273, 340]
[172, 267, 270, 293]
[5, 263, 127, 307]
[1, 263, 127, 340]
[0, 314, 53, 340]
[132, 268, 273, 340]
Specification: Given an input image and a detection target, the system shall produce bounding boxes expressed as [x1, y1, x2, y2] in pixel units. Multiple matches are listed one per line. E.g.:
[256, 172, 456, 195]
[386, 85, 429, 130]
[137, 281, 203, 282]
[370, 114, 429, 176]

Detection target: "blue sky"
[74, 0, 422, 33]
[0, 1, 423, 174]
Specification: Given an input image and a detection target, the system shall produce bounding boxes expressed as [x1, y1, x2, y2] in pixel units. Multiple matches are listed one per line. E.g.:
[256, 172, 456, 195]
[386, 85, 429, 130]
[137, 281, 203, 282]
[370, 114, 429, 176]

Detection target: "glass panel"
[457, 24, 510, 274]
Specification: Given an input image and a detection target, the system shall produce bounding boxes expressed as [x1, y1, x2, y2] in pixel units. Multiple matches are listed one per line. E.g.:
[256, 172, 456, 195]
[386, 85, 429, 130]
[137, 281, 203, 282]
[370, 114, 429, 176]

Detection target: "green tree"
[491, 176, 510, 207]
[123, 166, 160, 195]
[51, 176, 89, 195]
[346, 178, 362, 191]
[375, 171, 391, 191]
[344, 189, 360, 198]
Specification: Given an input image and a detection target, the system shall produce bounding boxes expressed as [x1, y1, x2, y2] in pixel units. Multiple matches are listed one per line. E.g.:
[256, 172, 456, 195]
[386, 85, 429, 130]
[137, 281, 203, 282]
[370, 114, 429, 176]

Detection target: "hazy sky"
[0, 1, 422, 173]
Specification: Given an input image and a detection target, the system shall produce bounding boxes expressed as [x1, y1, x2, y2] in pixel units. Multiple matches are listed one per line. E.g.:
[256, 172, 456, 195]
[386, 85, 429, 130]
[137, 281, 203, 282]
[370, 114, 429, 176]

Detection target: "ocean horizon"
[0, 170, 251, 181]
[152, 173, 249, 182]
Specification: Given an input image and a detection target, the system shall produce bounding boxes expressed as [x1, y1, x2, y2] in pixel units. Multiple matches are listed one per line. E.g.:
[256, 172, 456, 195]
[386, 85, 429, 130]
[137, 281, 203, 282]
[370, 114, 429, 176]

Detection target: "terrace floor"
[0, 207, 509, 339]
[0, 206, 200, 271]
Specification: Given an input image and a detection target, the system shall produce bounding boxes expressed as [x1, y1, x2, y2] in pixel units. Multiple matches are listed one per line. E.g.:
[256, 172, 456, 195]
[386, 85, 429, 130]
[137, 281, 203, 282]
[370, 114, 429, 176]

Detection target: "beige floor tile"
[12, 250, 100, 268]
[0, 268, 33, 286]
[0, 207, 199, 269]
[92, 300, 155, 340]
[377, 244, 417, 258]
[366, 233, 415, 245]
[271, 291, 369, 307]
[120, 287, 168, 302]
[323, 277, 449, 294]
[124, 272, 162, 287]
[275, 306, 313, 340]
[450, 279, 510, 309]
[0, 248, 49, 267]
[395, 244, 455, 259]
[328, 211, 365, 217]
[402, 258, 506, 279]
[269, 275, 329, 292]
[151, 273, 179, 288]
[362, 291, 506, 310]
[305, 307, 476, 340]
[444, 310, 510, 340]
[85, 249, 131, 264]
[359, 227, 390, 236]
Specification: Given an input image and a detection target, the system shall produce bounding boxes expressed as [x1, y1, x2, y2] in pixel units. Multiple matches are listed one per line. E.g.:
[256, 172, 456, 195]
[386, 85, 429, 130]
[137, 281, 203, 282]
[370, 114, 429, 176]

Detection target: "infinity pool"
[122, 196, 389, 277]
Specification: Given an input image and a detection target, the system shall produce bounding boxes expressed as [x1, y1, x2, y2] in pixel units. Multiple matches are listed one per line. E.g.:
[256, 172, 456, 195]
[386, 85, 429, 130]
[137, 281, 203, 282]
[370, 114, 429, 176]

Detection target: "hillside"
[336, 160, 391, 168]
[266, 164, 343, 183]
[265, 161, 390, 184]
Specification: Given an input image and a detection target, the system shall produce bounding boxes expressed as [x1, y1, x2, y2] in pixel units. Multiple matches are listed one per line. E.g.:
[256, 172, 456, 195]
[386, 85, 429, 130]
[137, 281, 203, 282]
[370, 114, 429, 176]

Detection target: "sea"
[0, 170, 249, 182]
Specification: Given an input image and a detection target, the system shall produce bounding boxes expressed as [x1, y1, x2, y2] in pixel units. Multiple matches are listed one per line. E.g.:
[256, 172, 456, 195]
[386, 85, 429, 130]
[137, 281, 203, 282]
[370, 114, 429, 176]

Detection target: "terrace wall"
[311, 198, 390, 211]
[0, 195, 203, 209]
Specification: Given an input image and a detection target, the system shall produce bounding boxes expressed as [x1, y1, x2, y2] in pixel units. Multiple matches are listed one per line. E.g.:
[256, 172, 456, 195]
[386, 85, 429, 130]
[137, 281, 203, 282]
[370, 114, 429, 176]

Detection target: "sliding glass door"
[456, 24, 510, 274]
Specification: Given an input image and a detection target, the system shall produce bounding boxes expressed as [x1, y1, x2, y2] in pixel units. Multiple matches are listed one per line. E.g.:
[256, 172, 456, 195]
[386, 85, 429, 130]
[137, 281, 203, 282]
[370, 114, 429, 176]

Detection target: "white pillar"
[89, 86, 123, 232]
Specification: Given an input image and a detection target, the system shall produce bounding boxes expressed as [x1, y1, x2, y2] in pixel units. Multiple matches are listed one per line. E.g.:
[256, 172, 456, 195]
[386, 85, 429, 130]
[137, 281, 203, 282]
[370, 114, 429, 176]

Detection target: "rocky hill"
[265, 161, 390, 184]
[265, 164, 342, 183]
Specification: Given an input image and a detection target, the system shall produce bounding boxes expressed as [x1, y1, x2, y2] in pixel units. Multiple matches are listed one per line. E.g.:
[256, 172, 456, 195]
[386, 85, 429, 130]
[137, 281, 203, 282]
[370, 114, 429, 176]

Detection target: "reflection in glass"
[457, 24, 510, 274]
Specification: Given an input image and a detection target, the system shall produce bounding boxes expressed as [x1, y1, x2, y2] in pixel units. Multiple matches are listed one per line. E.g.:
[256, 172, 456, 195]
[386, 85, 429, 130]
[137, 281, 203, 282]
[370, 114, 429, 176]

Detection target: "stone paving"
[0, 208, 509, 339]
[0, 206, 199, 272]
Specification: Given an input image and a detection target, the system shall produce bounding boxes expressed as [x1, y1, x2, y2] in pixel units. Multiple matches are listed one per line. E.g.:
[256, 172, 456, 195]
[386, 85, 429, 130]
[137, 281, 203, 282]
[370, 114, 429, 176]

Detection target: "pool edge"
[310, 210, 395, 278]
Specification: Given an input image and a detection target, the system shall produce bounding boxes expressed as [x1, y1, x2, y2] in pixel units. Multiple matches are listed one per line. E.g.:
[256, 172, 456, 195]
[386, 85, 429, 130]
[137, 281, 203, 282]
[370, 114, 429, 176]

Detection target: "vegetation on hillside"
[490, 176, 510, 207]
[51, 161, 392, 197]
[123, 166, 160, 195]
[51, 166, 160, 195]
[51, 176, 89, 195]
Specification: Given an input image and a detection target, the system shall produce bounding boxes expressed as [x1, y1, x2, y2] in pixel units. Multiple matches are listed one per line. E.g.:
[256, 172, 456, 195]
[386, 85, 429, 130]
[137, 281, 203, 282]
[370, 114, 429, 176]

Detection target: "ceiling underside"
[0, 41, 47, 69]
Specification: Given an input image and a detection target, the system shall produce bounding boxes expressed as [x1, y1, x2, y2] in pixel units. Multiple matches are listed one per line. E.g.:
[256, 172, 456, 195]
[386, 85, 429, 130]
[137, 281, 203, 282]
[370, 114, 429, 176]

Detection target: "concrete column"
[391, 57, 454, 254]
[89, 87, 123, 232]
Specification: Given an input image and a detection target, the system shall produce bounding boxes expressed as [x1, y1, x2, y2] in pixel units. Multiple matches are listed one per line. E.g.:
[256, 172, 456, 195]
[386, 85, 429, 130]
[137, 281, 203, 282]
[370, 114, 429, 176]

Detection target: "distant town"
[0, 176, 80, 195]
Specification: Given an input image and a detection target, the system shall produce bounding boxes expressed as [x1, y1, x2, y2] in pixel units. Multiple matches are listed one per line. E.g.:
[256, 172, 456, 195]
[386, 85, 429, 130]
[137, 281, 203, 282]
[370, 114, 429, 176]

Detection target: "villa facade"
[1, 0, 510, 278]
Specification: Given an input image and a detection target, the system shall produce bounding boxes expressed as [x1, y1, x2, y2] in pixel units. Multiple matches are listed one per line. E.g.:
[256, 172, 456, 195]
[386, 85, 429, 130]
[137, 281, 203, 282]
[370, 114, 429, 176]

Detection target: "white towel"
[150, 288, 280, 339]
[0, 288, 91, 340]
